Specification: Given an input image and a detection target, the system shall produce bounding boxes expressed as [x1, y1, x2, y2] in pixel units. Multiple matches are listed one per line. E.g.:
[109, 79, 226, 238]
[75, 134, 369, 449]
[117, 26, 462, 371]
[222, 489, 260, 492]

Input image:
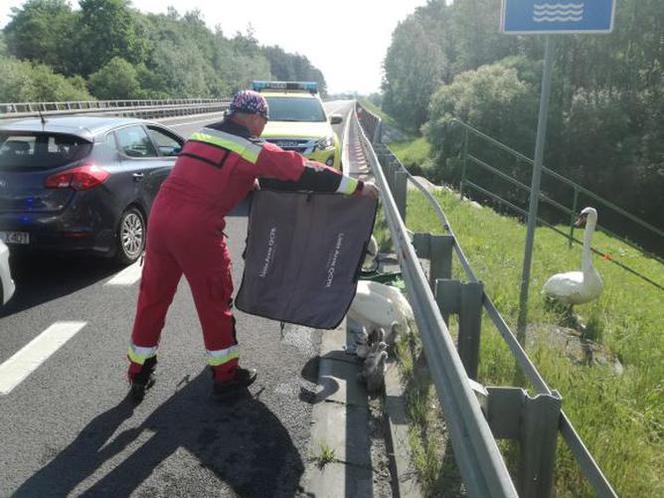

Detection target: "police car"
[252, 81, 342, 170]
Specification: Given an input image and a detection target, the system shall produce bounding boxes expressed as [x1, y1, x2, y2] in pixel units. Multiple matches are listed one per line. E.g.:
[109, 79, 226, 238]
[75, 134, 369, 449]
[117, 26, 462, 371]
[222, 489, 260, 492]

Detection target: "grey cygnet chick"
[354, 327, 370, 359]
[360, 342, 388, 394]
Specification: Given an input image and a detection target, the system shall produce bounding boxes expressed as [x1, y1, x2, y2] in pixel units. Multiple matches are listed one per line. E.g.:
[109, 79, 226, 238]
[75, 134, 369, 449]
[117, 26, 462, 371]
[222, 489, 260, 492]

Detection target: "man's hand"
[359, 181, 380, 199]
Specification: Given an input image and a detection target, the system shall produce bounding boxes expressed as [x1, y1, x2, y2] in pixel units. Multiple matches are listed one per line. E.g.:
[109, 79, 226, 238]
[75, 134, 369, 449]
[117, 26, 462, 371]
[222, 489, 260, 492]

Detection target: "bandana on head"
[229, 90, 269, 119]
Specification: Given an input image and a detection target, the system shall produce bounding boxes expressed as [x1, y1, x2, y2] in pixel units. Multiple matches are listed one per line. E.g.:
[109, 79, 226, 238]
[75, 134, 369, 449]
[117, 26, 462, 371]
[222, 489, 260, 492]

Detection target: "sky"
[0, 0, 434, 95]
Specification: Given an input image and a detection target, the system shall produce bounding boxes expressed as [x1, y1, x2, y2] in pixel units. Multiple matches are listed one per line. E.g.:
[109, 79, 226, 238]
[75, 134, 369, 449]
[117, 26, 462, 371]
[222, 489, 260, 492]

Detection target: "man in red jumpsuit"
[127, 90, 379, 400]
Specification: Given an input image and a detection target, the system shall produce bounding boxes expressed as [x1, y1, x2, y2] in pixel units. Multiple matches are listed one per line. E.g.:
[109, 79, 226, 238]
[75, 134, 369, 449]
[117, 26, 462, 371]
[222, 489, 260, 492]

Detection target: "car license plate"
[0, 231, 30, 244]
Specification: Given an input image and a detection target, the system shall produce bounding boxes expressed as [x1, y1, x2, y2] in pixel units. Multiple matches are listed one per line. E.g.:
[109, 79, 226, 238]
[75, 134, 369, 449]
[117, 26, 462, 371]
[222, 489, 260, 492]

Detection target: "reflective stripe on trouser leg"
[181, 238, 238, 381]
[128, 208, 183, 375]
[207, 344, 240, 366]
[128, 344, 159, 365]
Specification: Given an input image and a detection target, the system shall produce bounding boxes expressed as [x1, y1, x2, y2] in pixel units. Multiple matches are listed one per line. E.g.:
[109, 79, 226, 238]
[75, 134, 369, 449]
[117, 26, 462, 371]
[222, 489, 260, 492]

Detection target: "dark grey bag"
[236, 190, 377, 329]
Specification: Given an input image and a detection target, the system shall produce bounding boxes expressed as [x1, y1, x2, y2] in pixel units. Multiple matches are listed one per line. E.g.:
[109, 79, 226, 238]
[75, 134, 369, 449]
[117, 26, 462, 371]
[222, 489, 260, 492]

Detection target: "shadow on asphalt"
[0, 254, 120, 319]
[11, 371, 304, 498]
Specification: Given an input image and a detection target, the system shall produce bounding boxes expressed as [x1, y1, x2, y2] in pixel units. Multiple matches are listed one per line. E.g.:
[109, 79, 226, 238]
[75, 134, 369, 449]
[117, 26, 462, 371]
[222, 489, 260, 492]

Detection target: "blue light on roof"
[251, 81, 318, 93]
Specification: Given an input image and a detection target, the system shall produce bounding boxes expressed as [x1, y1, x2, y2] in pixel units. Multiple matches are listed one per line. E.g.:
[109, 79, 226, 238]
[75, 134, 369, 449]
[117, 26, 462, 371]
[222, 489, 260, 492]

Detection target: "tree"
[88, 57, 141, 99]
[0, 55, 92, 101]
[424, 57, 538, 186]
[382, 17, 446, 132]
[3, 0, 77, 75]
[0, 32, 7, 57]
[76, 0, 148, 75]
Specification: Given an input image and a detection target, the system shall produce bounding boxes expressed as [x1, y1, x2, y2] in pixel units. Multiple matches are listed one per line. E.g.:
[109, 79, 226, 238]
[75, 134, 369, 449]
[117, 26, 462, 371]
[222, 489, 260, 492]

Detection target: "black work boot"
[213, 367, 257, 399]
[129, 356, 157, 402]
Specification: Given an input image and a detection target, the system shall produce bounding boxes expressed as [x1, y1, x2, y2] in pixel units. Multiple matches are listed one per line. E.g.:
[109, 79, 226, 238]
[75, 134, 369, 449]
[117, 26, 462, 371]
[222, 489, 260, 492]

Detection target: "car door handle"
[132, 173, 145, 181]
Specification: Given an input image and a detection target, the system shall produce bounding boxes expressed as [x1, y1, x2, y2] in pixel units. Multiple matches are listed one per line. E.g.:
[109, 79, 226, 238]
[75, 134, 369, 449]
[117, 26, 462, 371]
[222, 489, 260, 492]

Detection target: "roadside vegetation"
[385, 137, 431, 176]
[380, 0, 663, 255]
[0, 0, 327, 102]
[379, 184, 664, 497]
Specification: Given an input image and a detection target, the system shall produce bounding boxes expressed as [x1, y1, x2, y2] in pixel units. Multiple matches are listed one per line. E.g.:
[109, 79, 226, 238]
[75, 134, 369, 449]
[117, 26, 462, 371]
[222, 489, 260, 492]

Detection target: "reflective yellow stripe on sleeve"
[190, 128, 263, 164]
[337, 175, 358, 195]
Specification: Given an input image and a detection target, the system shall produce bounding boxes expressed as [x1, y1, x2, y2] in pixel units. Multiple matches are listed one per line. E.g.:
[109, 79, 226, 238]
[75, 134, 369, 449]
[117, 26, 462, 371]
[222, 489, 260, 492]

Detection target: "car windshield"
[0, 132, 93, 172]
[265, 96, 326, 122]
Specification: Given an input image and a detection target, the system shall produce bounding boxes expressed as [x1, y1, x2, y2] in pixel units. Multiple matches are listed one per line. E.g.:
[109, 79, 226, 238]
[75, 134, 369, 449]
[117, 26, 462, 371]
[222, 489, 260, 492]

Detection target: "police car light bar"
[251, 81, 318, 93]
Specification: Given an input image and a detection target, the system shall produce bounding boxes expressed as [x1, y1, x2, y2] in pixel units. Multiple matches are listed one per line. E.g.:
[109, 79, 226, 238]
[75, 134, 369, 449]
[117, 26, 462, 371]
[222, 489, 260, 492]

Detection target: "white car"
[0, 240, 15, 304]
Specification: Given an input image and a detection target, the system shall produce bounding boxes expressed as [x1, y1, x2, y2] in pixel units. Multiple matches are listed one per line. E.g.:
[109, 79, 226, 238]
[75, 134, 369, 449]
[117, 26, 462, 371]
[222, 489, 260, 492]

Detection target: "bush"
[88, 56, 142, 99]
[0, 55, 92, 101]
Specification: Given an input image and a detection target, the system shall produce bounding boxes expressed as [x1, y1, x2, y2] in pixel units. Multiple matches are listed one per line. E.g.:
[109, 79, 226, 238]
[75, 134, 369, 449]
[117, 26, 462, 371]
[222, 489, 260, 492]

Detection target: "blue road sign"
[501, 0, 615, 34]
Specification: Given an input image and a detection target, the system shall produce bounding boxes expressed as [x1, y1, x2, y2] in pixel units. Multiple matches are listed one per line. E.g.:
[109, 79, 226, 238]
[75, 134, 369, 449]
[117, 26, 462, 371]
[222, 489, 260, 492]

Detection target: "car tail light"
[45, 164, 110, 190]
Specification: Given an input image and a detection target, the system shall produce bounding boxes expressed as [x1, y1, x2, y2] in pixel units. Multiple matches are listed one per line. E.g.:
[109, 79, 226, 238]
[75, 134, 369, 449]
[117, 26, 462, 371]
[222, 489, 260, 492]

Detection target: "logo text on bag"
[325, 232, 345, 288]
[259, 227, 277, 278]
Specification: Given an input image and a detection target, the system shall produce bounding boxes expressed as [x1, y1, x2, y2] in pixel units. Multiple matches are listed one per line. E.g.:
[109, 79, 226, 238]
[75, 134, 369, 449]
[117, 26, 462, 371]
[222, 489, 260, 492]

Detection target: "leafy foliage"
[382, 0, 664, 252]
[1, 1, 328, 101]
[88, 57, 142, 100]
[3, 0, 78, 75]
[0, 56, 92, 101]
[263, 45, 327, 96]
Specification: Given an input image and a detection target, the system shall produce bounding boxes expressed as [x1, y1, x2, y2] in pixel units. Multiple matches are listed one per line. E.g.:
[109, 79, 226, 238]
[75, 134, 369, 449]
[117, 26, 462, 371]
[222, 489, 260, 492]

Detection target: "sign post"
[499, 0, 616, 342]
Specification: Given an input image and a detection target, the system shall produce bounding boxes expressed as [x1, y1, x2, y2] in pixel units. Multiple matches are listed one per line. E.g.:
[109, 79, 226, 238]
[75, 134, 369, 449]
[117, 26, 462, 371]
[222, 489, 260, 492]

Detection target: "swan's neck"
[581, 218, 596, 274]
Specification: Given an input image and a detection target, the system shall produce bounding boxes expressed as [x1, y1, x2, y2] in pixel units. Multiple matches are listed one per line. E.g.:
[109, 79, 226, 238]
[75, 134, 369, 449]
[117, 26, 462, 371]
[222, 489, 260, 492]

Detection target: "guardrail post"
[411, 233, 454, 290]
[393, 169, 408, 221]
[459, 281, 483, 380]
[433, 279, 483, 379]
[430, 235, 454, 287]
[486, 387, 562, 498]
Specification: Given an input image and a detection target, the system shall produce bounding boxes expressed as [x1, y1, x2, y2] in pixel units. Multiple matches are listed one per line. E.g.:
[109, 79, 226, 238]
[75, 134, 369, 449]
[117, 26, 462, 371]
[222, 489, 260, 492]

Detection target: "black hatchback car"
[0, 116, 184, 264]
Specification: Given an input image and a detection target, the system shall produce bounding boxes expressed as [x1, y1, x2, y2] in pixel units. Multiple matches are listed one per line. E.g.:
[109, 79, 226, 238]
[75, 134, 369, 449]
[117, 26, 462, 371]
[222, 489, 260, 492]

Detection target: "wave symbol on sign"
[533, 2, 584, 22]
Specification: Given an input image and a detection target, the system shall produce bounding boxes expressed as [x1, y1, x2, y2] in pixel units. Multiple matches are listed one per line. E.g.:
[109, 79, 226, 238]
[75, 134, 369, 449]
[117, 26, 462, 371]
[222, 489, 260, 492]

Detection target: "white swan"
[542, 207, 604, 305]
[347, 280, 414, 336]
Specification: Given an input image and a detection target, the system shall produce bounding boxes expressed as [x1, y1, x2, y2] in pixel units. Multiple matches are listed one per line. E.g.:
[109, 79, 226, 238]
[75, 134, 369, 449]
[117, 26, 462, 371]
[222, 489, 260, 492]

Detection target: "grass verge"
[380, 187, 663, 497]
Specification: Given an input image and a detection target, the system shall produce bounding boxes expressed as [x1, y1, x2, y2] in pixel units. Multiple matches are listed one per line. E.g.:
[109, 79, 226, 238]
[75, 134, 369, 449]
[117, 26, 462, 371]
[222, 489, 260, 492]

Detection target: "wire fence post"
[569, 187, 579, 248]
[460, 127, 469, 200]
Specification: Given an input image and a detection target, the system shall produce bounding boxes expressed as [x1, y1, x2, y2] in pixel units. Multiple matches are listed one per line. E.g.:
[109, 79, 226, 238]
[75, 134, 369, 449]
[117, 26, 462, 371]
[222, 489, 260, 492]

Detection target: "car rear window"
[0, 132, 93, 171]
[264, 97, 326, 122]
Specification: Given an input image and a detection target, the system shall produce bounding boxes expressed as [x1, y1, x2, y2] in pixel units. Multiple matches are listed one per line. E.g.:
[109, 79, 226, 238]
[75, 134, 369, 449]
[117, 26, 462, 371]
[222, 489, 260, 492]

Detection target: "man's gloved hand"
[359, 181, 380, 199]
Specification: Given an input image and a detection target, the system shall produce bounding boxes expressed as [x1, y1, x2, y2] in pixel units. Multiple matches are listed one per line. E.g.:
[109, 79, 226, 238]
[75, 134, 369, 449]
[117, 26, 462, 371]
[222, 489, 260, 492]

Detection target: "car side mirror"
[329, 115, 343, 125]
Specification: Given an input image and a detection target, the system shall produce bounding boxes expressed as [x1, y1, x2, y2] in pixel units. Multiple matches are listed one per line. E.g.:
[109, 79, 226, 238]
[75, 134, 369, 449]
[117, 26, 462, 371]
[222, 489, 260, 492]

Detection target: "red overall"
[127, 123, 356, 381]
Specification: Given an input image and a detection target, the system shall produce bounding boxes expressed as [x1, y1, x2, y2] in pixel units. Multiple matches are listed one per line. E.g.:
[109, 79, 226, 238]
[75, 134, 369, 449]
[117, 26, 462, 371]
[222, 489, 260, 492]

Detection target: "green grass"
[315, 442, 336, 469]
[394, 189, 664, 497]
[388, 137, 431, 168]
[358, 99, 404, 132]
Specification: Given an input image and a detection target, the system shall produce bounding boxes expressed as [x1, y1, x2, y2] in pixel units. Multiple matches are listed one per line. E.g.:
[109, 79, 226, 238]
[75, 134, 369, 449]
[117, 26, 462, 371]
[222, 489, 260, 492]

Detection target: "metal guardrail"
[0, 98, 230, 120]
[354, 105, 520, 498]
[453, 119, 664, 271]
[355, 102, 618, 497]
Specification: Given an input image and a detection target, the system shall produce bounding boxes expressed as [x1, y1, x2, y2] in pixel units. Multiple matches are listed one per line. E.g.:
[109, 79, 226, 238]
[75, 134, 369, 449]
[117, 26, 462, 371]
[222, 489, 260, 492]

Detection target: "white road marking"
[0, 321, 87, 395]
[105, 261, 143, 286]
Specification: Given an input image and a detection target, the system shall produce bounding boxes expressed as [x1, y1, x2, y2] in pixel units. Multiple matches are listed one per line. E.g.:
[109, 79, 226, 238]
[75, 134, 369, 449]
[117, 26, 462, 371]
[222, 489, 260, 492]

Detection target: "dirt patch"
[525, 323, 624, 375]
